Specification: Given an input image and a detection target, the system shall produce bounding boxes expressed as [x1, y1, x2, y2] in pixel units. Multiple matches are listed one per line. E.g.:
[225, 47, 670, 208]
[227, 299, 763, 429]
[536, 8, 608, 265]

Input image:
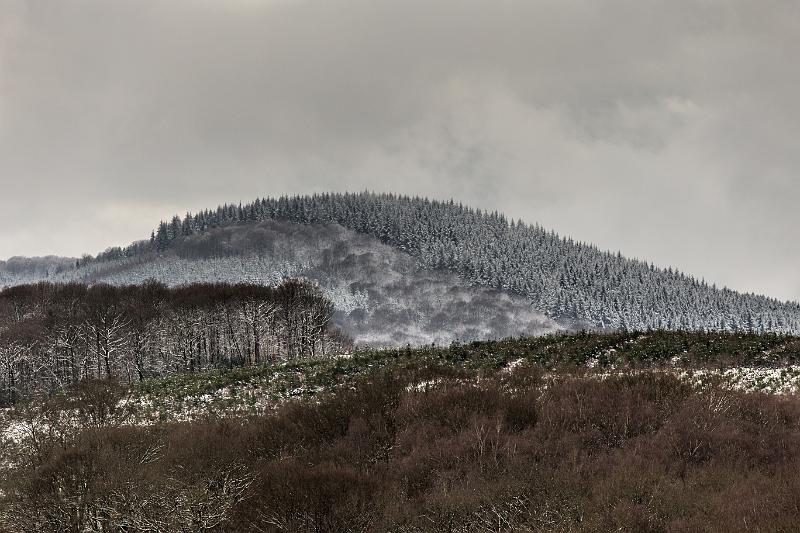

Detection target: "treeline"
[0, 280, 349, 405]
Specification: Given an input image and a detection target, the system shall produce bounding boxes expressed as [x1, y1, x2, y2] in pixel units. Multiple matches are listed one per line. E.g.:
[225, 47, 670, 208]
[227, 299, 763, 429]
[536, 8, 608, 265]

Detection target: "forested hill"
[100, 193, 800, 334]
[1, 221, 561, 346]
[3, 193, 799, 334]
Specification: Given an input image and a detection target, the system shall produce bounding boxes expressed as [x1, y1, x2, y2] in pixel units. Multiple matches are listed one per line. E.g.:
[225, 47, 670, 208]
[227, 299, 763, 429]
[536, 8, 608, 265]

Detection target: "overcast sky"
[0, 0, 798, 301]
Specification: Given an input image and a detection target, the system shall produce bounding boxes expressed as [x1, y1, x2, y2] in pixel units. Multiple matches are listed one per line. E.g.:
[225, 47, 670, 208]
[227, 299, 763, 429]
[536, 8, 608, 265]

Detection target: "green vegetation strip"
[132, 331, 800, 412]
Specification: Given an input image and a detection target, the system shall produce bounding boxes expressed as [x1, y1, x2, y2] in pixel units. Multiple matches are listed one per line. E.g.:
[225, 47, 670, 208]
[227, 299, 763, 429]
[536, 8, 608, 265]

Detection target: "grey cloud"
[0, 0, 798, 301]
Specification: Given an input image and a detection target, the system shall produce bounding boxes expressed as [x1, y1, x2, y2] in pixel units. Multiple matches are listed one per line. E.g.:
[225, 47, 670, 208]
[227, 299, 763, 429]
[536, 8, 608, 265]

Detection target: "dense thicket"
[0, 280, 348, 405]
[4, 368, 800, 532]
[85, 192, 800, 334]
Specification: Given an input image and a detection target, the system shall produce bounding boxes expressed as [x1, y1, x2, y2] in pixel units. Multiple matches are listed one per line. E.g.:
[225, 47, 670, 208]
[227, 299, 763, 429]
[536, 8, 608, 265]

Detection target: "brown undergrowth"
[2, 365, 800, 532]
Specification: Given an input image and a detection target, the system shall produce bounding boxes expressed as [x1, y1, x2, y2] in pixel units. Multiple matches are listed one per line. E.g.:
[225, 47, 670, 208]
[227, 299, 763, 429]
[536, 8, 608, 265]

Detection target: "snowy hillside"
[0, 221, 560, 345]
[134, 193, 795, 334]
[4, 192, 799, 336]
[0, 256, 76, 286]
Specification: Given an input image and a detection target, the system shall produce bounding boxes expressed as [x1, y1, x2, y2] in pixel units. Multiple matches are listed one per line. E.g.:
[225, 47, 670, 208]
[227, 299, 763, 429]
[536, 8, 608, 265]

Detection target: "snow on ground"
[680, 366, 800, 395]
[4, 354, 800, 451]
[503, 358, 526, 372]
[405, 378, 445, 392]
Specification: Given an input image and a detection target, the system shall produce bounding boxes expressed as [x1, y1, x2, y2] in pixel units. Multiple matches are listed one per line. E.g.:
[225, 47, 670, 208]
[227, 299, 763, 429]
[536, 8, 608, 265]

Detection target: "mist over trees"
[0, 280, 348, 405]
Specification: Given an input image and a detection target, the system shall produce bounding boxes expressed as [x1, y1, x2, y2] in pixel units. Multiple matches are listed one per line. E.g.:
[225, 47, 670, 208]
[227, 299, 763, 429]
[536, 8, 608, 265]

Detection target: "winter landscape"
[2, 1, 800, 532]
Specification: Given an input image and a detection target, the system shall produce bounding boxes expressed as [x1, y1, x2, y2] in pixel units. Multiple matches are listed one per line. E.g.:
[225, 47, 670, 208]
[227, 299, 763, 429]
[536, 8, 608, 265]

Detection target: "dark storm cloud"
[0, 0, 798, 300]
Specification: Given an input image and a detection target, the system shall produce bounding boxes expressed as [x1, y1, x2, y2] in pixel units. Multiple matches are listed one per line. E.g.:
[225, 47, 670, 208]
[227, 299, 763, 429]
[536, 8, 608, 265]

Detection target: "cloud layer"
[1, 0, 798, 300]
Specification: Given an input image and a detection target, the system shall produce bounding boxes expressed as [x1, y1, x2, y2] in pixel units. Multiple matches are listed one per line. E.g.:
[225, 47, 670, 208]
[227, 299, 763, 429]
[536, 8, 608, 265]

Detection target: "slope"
[0, 220, 560, 345]
[5, 192, 799, 335]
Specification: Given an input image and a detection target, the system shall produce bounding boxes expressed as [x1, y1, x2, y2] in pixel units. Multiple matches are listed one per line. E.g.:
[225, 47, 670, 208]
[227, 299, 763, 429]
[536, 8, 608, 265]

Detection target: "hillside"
[142, 193, 800, 333]
[3, 193, 799, 337]
[0, 220, 560, 346]
[3, 331, 800, 532]
[55, 330, 800, 424]
[0, 256, 77, 286]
